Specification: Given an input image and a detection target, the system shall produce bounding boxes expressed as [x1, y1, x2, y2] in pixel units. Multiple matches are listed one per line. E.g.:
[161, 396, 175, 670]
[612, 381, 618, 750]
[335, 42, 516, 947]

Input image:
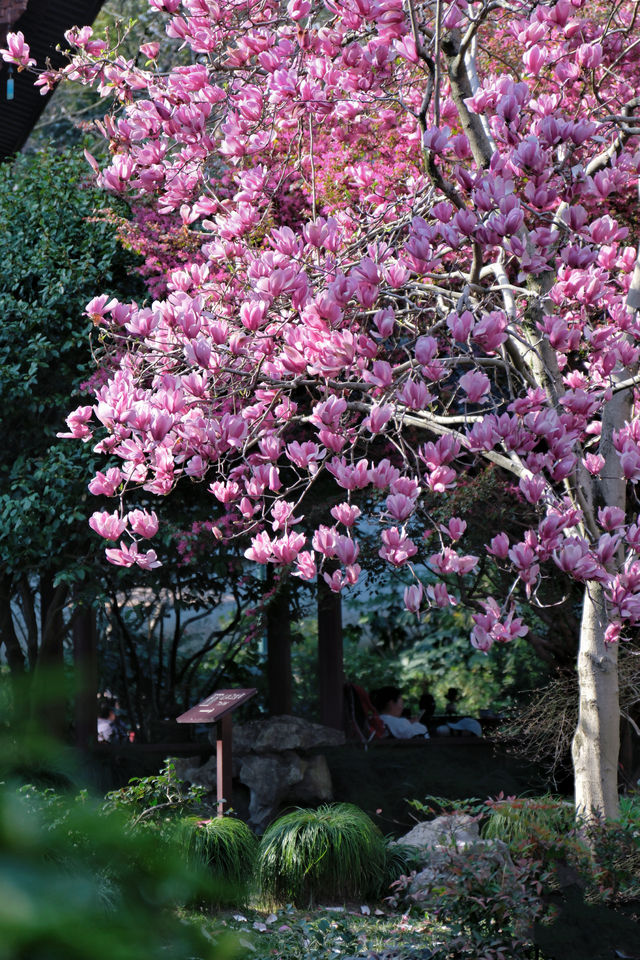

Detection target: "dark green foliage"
[179, 815, 258, 906]
[410, 843, 547, 960]
[258, 803, 389, 906]
[399, 793, 640, 960]
[481, 794, 575, 846]
[0, 776, 237, 960]
[0, 148, 143, 584]
[102, 759, 207, 826]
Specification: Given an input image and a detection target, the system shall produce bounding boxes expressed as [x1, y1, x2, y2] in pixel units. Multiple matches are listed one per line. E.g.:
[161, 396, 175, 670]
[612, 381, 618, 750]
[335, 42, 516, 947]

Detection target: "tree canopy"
[6, 0, 640, 816]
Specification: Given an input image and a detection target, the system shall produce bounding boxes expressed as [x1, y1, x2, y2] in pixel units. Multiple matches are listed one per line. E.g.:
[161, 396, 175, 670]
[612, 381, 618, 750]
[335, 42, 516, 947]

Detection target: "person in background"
[371, 686, 430, 739]
[97, 699, 116, 742]
[445, 687, 460, 715]
[418, 688, 436, 727]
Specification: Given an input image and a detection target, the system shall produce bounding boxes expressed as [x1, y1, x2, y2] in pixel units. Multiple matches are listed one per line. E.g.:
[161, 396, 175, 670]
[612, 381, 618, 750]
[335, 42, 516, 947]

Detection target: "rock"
[239, 752, 306, 830]
[391, 814, 512, 902]
[409, 838, 512, 899]
[172, 754, 211, 787]
[395, 813, 480, 852]
[231, 715, 346, 755]
[293, 753, 333, 803]
[172, 752, 242, 790]
[177, 716, 342, 831]
[238, 751, 334, 831]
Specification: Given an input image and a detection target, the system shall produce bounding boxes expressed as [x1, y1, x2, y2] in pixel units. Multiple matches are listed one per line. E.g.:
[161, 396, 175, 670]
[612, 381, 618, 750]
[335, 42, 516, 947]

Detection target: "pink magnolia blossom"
[88, 468, 123, 497]
[334, 535, 359, 566]
[57, 406, 94, 441]
[385, 493, 415, 522]
[426, 582, 457, 607]
[364, 404, 392, 434]
[487, 533, 510, 559]
[379, 528, 417, 566]
[294, 550, 317, 580]
[89, 511, 127, 540]
[105, 540, 161, 569]
[442, 518, 467, 541]
[403, 582, 423, 613]
[312, 525, 337, 557]
[128, 509, 160, 538]
[245, 532, 273, 564]
[1, 31, 36, 68]
[330, 502, 361, 527]
[271, 531, 306, 563]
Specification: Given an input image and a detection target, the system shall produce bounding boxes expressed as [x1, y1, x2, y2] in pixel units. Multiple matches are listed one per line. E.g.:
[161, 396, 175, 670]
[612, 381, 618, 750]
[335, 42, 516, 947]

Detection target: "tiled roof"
[0, 0, 105, 159]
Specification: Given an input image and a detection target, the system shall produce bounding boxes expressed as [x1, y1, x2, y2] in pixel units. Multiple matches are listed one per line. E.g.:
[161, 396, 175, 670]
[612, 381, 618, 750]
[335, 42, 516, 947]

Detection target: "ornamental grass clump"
[179, 815, 258, 907]
[258, 803, 388, 907]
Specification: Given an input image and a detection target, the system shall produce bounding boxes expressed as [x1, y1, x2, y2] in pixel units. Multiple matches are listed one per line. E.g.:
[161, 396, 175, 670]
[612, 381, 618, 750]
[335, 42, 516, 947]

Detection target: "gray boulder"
[396, 813, 479, 852]
[178, 716, 341, 831]
[409, 837, 513, 898]
[239, 751, 333, 831]
[231, 714, 345, 754]
[392, 813, 512, 901]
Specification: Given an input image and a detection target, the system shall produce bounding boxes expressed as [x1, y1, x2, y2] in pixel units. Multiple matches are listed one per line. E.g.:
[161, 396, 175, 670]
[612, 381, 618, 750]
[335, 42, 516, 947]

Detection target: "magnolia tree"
[7, 0, 640, 818]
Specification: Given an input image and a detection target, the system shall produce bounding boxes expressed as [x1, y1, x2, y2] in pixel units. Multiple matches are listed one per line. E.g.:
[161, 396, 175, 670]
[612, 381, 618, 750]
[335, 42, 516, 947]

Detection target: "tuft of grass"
[258, 803, 389, 907]
[480, 794, 574, 848]
[179, 815, 258, 907]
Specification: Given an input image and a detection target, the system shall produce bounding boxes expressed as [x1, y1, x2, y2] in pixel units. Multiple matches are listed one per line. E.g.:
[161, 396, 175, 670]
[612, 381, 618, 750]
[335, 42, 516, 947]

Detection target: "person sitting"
[97, 699, 116, 742]
[418, 688, 436, 728]
[371, 686, 430, 739]
[445, 686, 460, 716]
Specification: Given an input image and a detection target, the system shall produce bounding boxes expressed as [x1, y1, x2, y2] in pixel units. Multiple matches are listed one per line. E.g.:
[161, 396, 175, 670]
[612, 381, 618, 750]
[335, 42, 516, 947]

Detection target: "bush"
[411, 843, 547, 960]
[481, 794, 574, 847]
[179, 815, 258, 906]
[0, 779, 231, 960]
[102, 759, 207, 829]
[258, 803, 390, 906]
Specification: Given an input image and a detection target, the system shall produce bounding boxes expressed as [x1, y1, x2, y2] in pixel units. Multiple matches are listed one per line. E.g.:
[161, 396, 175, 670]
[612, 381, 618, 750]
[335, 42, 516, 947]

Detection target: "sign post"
[176, 688, 257, 816]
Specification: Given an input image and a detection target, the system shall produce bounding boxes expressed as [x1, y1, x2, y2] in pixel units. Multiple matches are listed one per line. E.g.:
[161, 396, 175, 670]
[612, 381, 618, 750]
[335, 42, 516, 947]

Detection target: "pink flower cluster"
[34, 0, 640, 647]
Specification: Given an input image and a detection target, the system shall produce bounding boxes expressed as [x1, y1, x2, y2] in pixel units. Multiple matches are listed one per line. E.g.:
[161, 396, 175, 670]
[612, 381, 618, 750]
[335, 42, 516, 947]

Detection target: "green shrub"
[481, 794, 574, 847]
[179, 815, 258, 906]
[102, 759, 207, 829]
[409, 843, 548, 960]
[258, 803, 389, 906]
[0, 779, 232, 960]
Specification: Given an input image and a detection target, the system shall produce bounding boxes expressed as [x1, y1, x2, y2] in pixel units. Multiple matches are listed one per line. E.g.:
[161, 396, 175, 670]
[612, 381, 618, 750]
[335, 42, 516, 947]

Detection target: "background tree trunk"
[266, 575, 292, 716]
[317, 570, 343, 730]
[572, 582, 620, 820]
[73, 603, 97, 749]
[31, 573, 68, 738]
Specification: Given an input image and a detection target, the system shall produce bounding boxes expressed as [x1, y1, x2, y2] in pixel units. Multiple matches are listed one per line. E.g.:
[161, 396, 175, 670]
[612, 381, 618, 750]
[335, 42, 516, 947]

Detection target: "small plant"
[392, 842, 548, 960]
[102, 759, 207, 828]
[581, 815, 640, 904]
[258, 803, 389, 906]
[0, 777, 225, 960]
[179, 815, 258, 906]
[481, 794, 574, 847]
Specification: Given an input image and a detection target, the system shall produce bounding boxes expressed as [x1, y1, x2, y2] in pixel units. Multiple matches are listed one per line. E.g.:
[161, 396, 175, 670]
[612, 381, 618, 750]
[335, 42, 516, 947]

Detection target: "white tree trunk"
[572, 581, 620, 820]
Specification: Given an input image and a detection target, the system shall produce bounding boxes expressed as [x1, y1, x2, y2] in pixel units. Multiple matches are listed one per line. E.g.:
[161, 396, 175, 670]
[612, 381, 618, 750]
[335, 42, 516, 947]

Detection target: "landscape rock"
[395, 813, 479, 852]
[238, 751, 334, 830]
[408, 838, 513, 899]
[175, 719, 339, 831]
[230, 714, 346, 754]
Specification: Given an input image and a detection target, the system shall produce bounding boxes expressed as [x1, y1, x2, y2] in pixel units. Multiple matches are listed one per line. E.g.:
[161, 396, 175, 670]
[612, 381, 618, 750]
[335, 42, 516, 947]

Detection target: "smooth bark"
[572, 582, 620, 820]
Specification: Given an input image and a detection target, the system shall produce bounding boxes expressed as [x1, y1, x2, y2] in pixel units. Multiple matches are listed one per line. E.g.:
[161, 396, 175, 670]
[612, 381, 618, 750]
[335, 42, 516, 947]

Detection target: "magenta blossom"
[1, 31, 36, 68]
[89, 511, 127, 540]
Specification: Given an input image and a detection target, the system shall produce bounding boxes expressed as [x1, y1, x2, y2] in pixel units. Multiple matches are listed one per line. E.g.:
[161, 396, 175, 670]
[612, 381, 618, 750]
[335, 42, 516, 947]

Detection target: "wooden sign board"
[176, 688, 257, 724]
